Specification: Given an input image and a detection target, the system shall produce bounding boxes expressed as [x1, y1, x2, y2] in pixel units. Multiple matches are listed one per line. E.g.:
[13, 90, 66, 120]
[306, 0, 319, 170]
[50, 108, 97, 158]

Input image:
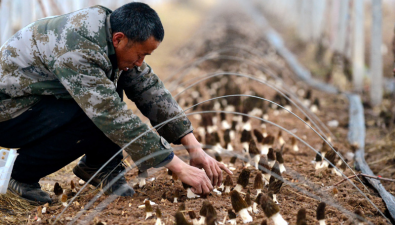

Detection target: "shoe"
[73, 156, 135, 197]
[8, 178, 52, 205]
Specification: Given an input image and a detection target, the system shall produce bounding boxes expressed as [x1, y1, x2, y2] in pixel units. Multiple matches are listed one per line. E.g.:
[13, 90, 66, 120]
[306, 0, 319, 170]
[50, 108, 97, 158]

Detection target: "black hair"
[110, 2, 164, 43]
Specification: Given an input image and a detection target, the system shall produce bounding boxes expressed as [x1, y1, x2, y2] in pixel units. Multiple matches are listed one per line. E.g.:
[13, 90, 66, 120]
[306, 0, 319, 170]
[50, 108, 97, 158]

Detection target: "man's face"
[113, 33, 160, 71]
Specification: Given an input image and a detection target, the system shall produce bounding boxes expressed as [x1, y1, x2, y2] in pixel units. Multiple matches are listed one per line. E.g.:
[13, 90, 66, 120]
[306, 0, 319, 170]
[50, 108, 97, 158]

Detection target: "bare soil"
[30, 87, 389, 224]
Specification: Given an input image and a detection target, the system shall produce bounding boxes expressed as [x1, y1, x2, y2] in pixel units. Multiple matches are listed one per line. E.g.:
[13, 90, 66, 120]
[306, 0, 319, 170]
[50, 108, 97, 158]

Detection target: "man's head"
[110, 2, 164, 71]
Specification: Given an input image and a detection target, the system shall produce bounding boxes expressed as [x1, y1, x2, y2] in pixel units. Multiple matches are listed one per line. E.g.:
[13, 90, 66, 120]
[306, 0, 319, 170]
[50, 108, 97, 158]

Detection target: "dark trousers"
[0, 96, 122, 184]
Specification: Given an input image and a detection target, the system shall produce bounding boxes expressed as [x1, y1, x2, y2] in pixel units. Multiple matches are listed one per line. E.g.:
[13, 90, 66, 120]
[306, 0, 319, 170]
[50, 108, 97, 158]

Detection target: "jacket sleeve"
[118, 62, 193, 144]
[51, 49, 172, 170]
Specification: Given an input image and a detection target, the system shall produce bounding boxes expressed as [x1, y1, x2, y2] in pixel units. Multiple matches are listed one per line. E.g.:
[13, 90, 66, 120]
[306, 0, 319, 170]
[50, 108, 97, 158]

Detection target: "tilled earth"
[23, 2, 392, 225]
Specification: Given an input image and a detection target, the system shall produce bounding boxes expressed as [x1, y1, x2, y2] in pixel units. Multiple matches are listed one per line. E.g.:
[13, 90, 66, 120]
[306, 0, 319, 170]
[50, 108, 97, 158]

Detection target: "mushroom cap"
[255, 193, 263, 204]
[230, 190, 248, 212]
[253, 172, 264, 189]
[260, 194, 280, 218]
[291, 137, 297, 145]
[305, 89, 312, 100]
[215, 152, 222, 162]
[313, 98, 320, 107]
[277, 130, 282, 138]
[205, 132, 216, 146]
[156, 207, 162, 218]
[206, 202, 217, 218]
[188, 211, 197, 220]
[258, 157, 270, 174]
[268, 177, 283, 194]
[228, 209, 237, 219]
[263, 135, 274, 145]
[237, 168, 251, 188]
[325, 150, 336, 168]
[339, 159, 348, 170]
[316, 202, 326, 220]
[242, 113, 249, 123]
[70, 180, 75, 190]
[224, 129, 231, 144]
[54, 182, 63, 196]
[276, 151, 284, 164]
[240, 129, 252, 143]
[230, 155, 237, 164]
[145, 200, 153, 212]
[161, 191, 167, 200]
[249, 140, 260, 156]
[271, 162, 282, 178]
[175, 211, 191, 225]
[267, 148, 276, 161]
[231, 120, 237, 130]
[220, 112, 226, 121]
[253, 129, 264, 143]
[61, 193, 67, 203]
[315, 152, 322, 162]
[200, 200, 216, 217]
[195, 133, 202, 143]
[200, 201, 209, 216]
[201, 114, 214, 127]
[245, 191, 252, 206]
[224, 174, 234, 187]
[213, 132, 221, 143]
[296, 208, 307, 225]
[268, 135, 275, 145]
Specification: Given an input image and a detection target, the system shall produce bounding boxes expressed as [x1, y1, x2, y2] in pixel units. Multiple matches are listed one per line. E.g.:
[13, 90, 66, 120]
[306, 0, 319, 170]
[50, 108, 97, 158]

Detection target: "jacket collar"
[105, 13, 119, 81]
[106, 13, 115, 56]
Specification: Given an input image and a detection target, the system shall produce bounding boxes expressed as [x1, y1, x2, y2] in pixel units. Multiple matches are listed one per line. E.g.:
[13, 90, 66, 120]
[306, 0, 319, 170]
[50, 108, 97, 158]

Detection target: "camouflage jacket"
[0, 6, 193, 169]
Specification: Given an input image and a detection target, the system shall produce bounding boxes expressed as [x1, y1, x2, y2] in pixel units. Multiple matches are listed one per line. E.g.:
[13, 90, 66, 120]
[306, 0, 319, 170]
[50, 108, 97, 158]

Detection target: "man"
[0, 2, 230, 204]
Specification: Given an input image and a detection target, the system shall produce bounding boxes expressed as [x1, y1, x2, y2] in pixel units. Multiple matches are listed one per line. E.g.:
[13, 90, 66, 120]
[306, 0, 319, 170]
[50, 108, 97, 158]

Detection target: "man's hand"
[180, 133, 233, 187]
[189, 148, 232, 187]
[165, 155, 213, 194]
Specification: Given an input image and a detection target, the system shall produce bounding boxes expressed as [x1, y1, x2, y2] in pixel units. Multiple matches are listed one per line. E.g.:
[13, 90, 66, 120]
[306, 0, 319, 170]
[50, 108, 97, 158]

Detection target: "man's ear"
[112, 32, 126, 48]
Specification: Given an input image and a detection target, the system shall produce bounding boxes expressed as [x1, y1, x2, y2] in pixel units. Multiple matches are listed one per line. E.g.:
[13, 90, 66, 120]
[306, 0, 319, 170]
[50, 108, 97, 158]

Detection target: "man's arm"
[119, 63, 232, 187]
[51, 49, 171, 170]
[118, 62, 193, 144]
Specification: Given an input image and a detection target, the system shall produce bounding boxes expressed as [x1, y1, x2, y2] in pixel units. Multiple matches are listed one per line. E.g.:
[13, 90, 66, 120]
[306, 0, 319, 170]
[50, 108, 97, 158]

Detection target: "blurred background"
[1, 0, 395, 106]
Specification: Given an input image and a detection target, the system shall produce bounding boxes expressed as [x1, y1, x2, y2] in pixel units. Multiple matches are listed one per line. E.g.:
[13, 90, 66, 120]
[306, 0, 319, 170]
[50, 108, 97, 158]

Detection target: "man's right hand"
[165, 155, 213, 194]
